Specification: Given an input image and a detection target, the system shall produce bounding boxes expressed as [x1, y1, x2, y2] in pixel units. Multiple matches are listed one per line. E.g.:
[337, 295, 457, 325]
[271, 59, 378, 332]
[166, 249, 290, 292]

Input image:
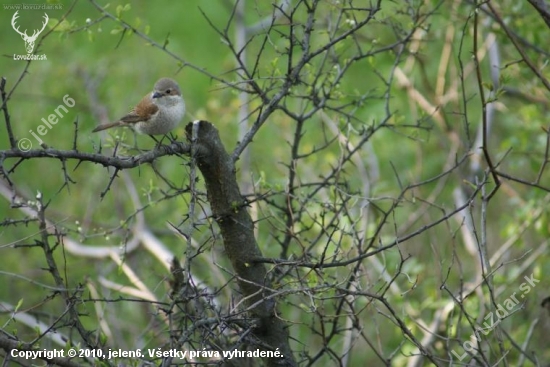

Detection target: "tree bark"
[185, 121, 295, 367]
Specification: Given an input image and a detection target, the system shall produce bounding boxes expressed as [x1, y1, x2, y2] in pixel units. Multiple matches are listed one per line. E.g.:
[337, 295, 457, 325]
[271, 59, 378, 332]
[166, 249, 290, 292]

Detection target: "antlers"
[11, 11, 49, 53]
[11, 11, 23, 36]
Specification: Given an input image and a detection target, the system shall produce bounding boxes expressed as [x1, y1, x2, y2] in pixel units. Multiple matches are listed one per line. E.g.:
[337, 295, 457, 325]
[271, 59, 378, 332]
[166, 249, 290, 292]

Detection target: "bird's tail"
[92, 121, 122, 132]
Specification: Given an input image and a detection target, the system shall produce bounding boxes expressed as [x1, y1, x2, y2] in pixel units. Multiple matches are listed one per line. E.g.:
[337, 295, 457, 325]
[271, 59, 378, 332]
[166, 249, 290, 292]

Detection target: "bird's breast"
[134, 98, 185, 135]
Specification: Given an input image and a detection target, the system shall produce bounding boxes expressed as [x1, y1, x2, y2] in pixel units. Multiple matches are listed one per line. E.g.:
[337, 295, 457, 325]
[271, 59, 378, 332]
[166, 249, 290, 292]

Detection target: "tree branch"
[184, 120, 296, 367]
[0, 142, 191, 170]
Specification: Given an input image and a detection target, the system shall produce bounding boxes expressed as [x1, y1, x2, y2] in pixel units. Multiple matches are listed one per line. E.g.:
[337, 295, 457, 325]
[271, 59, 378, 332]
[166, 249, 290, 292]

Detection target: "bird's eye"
[166, 89, 172, 94]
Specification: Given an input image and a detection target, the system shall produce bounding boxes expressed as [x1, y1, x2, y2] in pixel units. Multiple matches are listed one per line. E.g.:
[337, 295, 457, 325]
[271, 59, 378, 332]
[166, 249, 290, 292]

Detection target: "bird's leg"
[167, 132, 178, 143]
[146, 133, 177, 149]
[148, 135, 162, 149]
[154, 133, 178, 147]
[132, 130, 139, 150]
[126, 129, 146, 154]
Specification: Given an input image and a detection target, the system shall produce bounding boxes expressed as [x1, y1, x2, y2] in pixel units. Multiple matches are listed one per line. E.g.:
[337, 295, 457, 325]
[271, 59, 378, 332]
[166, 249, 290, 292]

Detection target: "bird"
[92, 78, 185, 136]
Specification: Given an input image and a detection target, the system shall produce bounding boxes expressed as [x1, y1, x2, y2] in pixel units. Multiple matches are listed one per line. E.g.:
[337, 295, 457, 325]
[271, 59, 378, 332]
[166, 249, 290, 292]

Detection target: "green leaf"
[482, 82, 494, 92]
[116, 4, 131, 18]
[15, 298, 23, 311]
[51, 19, 73, 32]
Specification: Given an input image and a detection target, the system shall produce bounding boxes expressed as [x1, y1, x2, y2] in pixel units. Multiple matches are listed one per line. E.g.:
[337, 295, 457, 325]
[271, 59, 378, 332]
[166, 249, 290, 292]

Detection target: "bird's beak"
[152, 91, 163, 99]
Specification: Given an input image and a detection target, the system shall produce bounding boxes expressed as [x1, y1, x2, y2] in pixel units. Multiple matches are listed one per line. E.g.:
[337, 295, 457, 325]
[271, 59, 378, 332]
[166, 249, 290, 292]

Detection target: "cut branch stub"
[185, 120, 295, 367]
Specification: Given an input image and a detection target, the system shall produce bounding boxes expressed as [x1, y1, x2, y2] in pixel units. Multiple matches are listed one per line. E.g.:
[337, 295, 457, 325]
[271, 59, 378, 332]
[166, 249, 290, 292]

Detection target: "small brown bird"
[92, 78, 185, 135]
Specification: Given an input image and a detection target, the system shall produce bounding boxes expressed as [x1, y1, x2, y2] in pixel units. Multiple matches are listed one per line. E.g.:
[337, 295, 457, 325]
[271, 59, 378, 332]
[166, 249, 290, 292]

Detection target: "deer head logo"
[11, 11, 49, 54]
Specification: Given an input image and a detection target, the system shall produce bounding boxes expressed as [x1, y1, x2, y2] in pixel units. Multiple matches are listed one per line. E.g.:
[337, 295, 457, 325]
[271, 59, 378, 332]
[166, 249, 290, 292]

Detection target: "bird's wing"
[121, 93, 159, 124]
